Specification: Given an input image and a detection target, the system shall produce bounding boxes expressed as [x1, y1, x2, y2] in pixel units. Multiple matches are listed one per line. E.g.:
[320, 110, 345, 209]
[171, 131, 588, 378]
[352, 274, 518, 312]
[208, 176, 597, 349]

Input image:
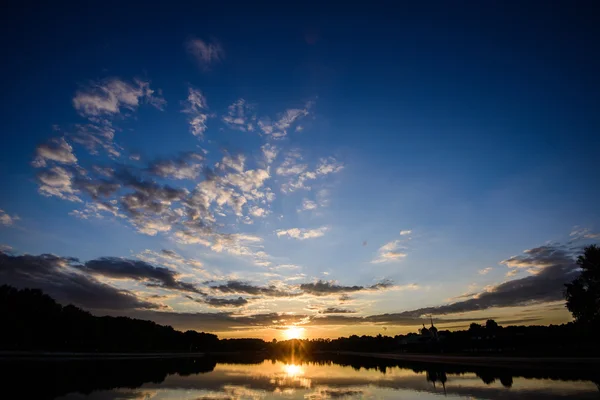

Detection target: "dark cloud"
[161, 249, 180, 258]
[184, 294, 249, 308]
[148, 152, 204, 180]
[116, 168, 188, 211]
[299, 280, 393, 296]
[321, 308, 357, 314]
[115, 310, 309, 332]
[397, 244, 581, 317]
[209, 280, 299, 298]
[0, 251, 157, 310]
[74, 177, 120, 199]
[82, 257, 204, 294]
[204, 297, 248, 307]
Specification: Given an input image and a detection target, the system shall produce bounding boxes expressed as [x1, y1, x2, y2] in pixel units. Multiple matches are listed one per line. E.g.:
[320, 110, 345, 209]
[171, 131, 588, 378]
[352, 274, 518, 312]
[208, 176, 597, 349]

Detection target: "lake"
[3, 354, 599, 399]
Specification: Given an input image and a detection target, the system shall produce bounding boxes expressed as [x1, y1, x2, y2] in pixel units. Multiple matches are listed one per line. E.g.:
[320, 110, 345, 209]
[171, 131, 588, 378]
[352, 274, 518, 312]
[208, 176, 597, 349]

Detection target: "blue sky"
[1, 1, 599, 338]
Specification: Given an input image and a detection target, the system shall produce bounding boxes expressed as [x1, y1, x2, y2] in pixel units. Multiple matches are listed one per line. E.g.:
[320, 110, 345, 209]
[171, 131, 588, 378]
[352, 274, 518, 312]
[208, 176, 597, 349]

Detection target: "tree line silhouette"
[1, 246, 598, 355]
[0, 285, 218, 352]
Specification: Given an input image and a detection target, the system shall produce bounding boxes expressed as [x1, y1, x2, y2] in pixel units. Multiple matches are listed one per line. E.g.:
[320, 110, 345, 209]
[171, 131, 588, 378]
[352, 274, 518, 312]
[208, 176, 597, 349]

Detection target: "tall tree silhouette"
[565, 245, 600, 326]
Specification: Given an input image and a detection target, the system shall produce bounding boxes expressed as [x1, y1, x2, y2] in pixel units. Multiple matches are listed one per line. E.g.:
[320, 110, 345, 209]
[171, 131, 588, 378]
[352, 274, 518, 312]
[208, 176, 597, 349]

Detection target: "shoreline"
[0, 351, 205, 361]
[335, 351, 600, 369]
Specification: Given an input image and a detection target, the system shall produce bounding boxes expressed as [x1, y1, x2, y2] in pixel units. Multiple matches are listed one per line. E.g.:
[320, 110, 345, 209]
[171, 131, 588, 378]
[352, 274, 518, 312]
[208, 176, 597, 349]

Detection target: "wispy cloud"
[182, 87, 209, 139]
[400, 230, 412, 236]
[478, 267, 492, 275]
[569, 226, 600, 240]
[298, 199, 318, 212]
[280, 156, 344, 193]
[258, 102, 312, 139]
[222, 99, 255, 131]
[0, 209, 19, 226]
[186, 38, 225, 69]
[276, 226, 329, 240]
[261, 143, 278, 165]
[73, 78, 165, 118]
[371, 240, 407, 264]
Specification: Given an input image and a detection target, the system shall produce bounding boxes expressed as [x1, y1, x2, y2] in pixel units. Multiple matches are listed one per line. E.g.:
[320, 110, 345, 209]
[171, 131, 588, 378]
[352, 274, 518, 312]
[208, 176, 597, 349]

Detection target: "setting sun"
[283, 326, 305, 340]
[283, 364, 304, 377]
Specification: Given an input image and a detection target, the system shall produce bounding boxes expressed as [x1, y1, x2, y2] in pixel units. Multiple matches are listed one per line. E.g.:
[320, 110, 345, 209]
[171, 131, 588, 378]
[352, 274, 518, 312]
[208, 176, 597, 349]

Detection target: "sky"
[0, 1, 599, 340]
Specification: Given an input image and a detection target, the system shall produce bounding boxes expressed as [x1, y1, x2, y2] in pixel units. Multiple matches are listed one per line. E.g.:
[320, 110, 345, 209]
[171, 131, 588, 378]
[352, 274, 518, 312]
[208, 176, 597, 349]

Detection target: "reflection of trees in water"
[1, 357, 216, 400]
[499, 375, 514, 388]
[426, 369, 447, 395]
[3, 354, 599, 398]
[273, 353, 600, 390]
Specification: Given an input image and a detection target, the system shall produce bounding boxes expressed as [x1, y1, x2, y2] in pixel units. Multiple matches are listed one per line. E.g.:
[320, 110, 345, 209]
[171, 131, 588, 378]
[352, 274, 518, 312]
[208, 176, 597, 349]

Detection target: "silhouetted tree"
[486, 319, 499, 332]
[565, 245, 600, 326]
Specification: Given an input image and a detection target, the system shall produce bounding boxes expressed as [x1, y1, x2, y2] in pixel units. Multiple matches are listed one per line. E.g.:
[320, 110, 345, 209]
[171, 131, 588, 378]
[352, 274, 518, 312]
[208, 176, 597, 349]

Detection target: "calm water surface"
[5, 355, 599, 399]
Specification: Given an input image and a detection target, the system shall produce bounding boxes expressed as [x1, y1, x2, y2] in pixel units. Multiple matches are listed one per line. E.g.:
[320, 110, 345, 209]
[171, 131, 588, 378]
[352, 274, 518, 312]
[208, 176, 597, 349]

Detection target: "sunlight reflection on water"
[45, 358, 600, 399]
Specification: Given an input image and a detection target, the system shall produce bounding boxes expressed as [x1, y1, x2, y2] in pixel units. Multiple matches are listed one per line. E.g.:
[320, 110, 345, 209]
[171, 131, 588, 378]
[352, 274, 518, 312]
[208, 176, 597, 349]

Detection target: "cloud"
[81, 257, 204, 294]
[298, 199, 318, 212]
[400, 230, 412, 236]
[248, 205, 268, 218]
[135, 249, 214, 281]
[204, 296, 248, 307]
[30, 80, 347, 271]
[0, 209, 19, 226]
[276, 226, 329, 240]
[71, 123, 121, 158]
[66, 77, 163, 164]
[185, 294, 248, 308]
[0, 251, 157, 310]
[257, 102, 312, 138]
[186, 38, 225, 69]
[299, 280, 394, 296]
[276, 152, 307, 176]
[478, 267, 493, 275]
[501, 245, 574, 274]
[73, 78, 165, 118]
[219, 153, 246, 173]
[36, 166, 82, 202]
[569, 226, 600, 240]
[222, 99, 255, 131]
[280, 156, 343, 193]
[506, 269, 520, 277]
[321, 308, 357, 314]
[261, 144, 278, 165]
[182, 87, 210, 138]
[32, 137, 78, 168]
[148, 152, 204, 180]
[371, 240, 407, 264]
[208, 280, 299, 298]
[113, 309, 312, 332]
[315, 157, 344, 175]
[397, 243, 580, 317]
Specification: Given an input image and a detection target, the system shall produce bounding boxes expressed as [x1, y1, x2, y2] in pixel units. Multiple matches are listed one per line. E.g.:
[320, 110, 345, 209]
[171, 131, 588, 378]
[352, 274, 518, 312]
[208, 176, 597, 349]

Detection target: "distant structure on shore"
[420, 316, 439, 342]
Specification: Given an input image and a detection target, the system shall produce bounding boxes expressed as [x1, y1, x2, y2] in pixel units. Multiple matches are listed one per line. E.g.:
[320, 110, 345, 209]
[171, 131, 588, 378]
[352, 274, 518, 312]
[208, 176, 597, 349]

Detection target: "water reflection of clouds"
[56, 360, 599, 400]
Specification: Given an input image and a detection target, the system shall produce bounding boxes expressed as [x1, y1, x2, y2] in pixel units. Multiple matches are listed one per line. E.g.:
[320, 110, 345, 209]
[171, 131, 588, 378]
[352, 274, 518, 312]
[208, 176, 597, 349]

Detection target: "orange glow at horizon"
[283, 363, 304, 377]
[283, 325, 305, 340]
